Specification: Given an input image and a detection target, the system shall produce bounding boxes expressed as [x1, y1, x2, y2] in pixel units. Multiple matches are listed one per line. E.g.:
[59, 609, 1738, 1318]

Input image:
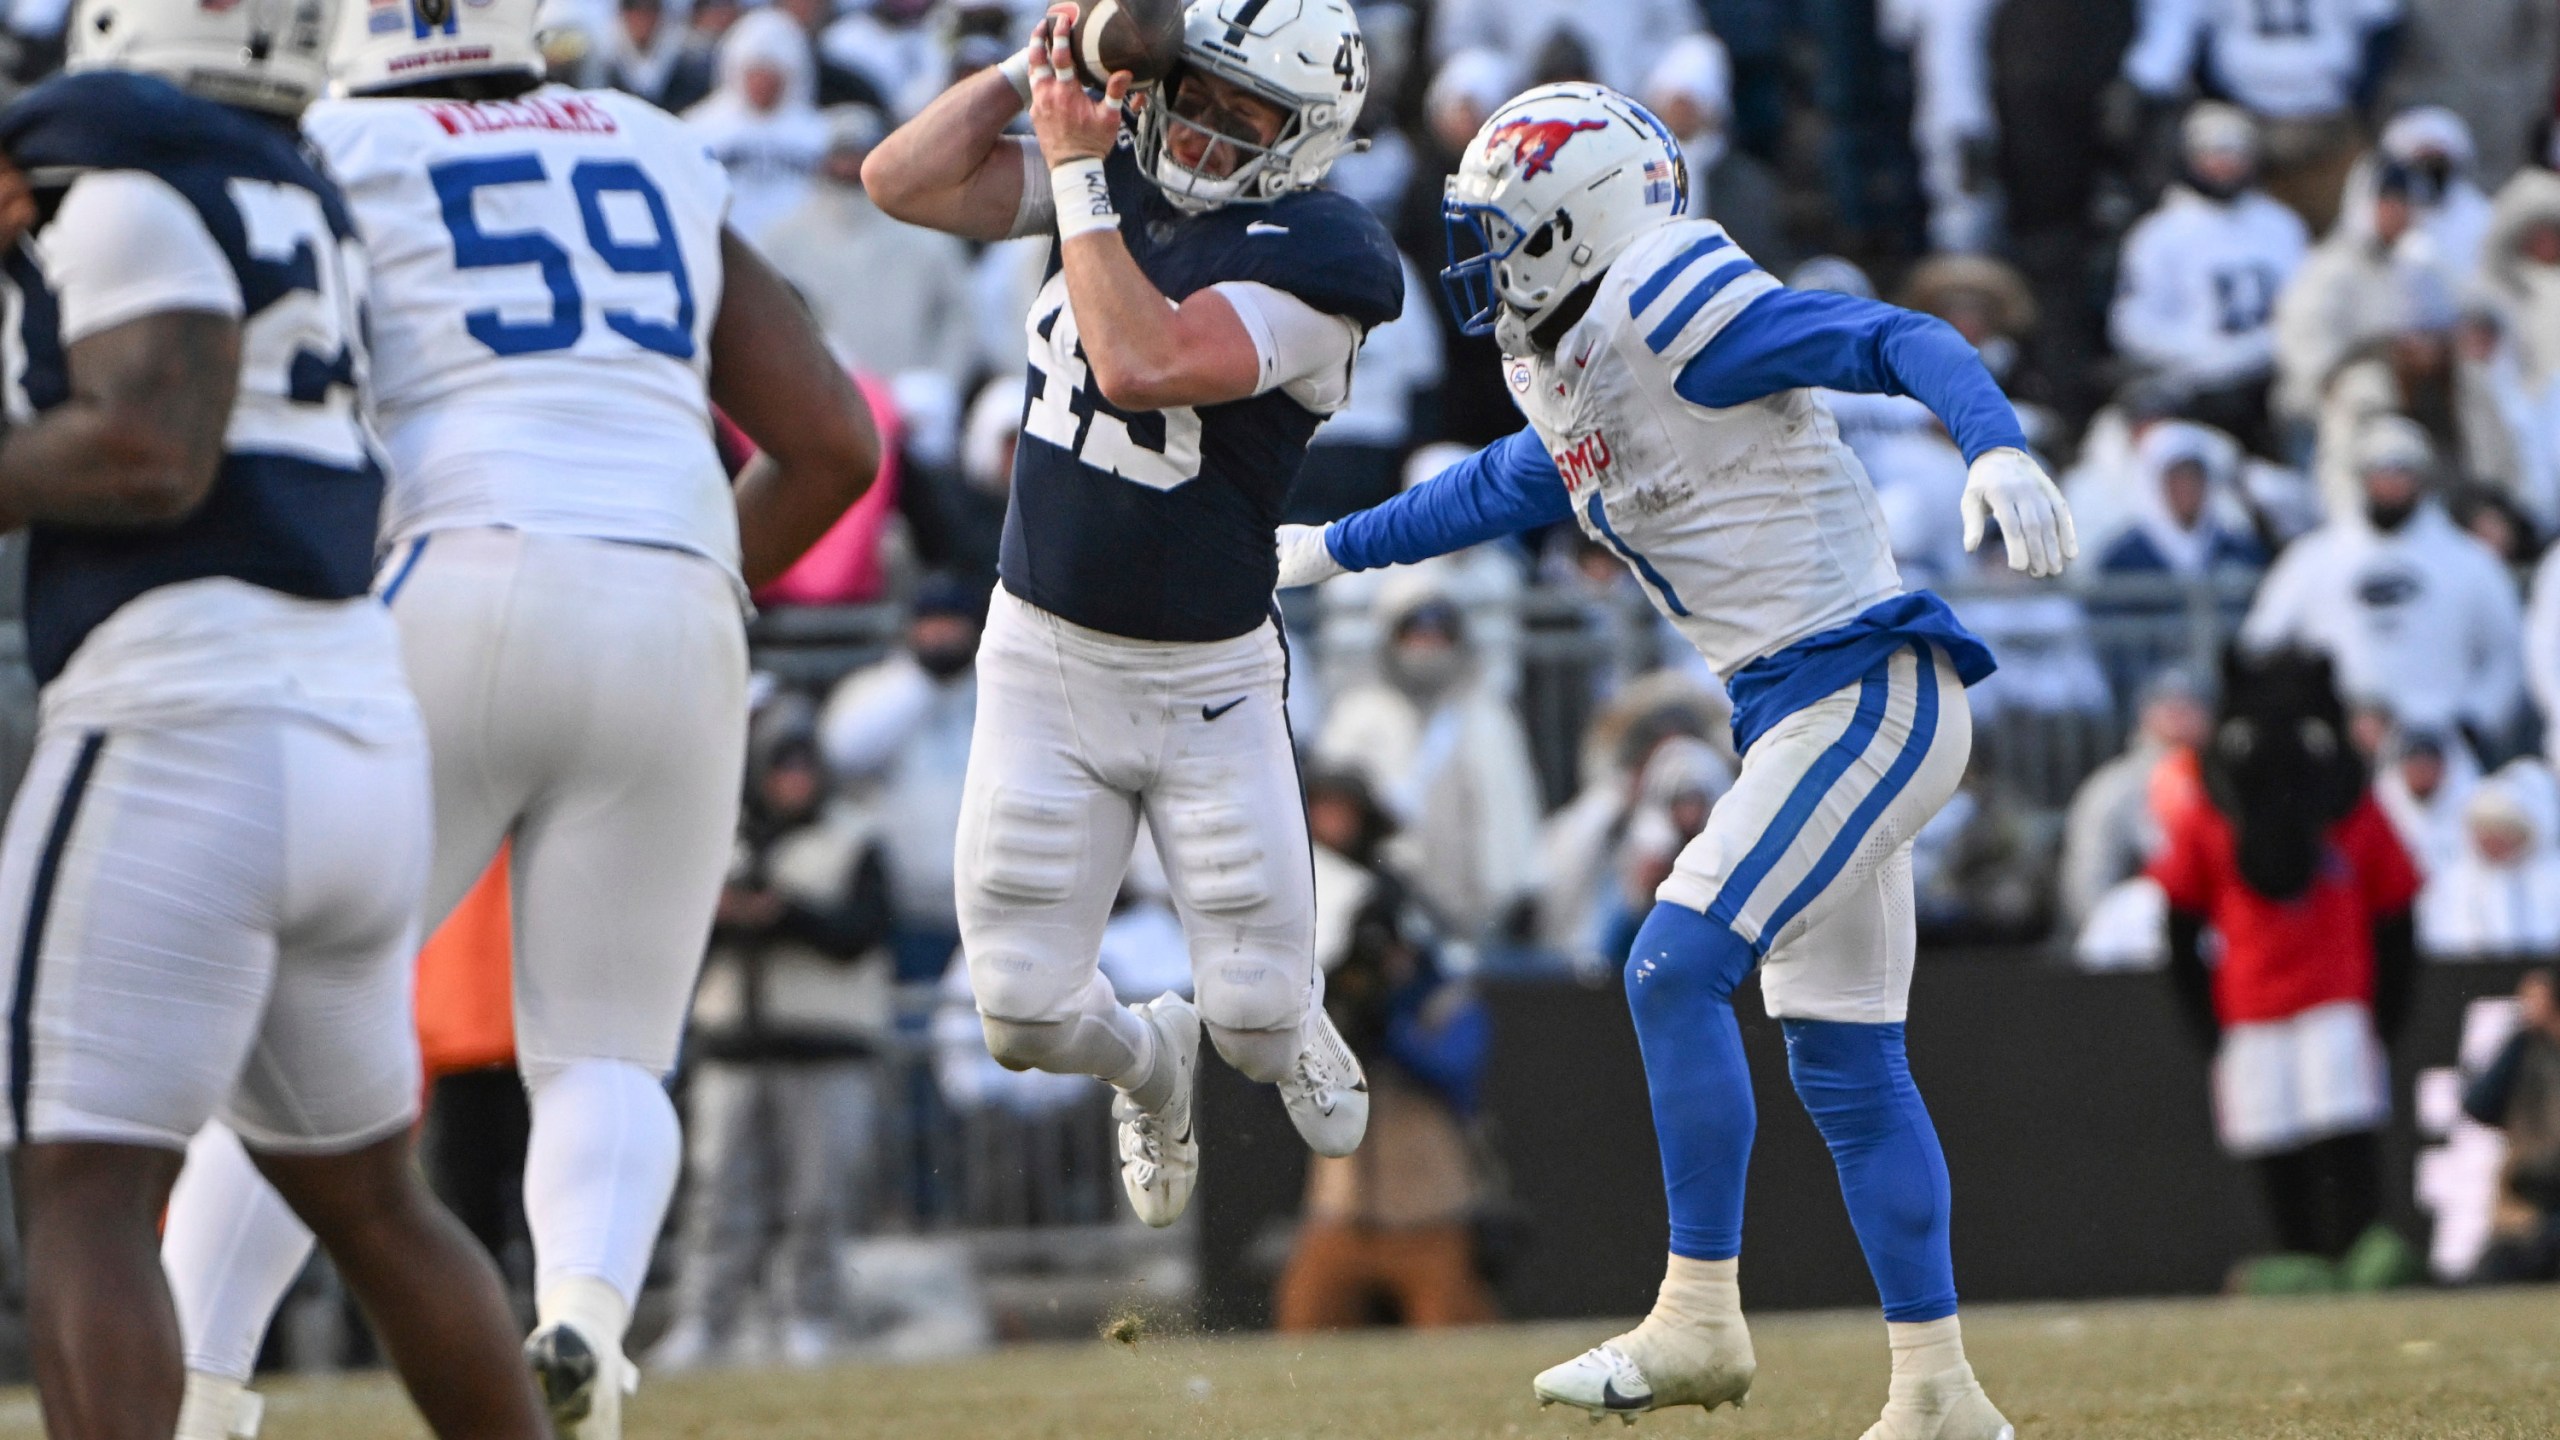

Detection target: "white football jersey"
[1507, 219, 1905, 677]
[301, 86, 739, 580]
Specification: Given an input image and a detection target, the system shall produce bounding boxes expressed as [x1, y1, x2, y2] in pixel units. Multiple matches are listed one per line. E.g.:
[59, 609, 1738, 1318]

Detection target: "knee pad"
[1624, 901, 1758, 1027]
[1206, 1022, 1298, 1085]
[979, 1015, 1075, 1073]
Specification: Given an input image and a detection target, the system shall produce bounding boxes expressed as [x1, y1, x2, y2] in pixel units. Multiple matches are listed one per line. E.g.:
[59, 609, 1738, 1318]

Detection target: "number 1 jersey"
[301, 86, 739, 584]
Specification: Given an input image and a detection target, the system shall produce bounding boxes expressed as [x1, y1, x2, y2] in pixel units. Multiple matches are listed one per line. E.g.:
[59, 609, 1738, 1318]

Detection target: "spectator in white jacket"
[684, 7, 830, 244]
[2243, 417, 2527, 744]
[1879, 0, 2000, 254]
[2419, 761, 2560, 957]
[759, 105, 980, 400]
[1316, 577, 1543, 947]
[2271, 155, 2462, 442]
[819, 575, 983, 982]
[1428, 0, 1701, 98]
[2378, 106, 2496, 282]
[2111, 103, 2309, 454]
[2528, 540, 2560, 736]
[2121, 0, 2402, 231]
[2060, 667, 2211, 926]
[2375, 727, 2481, 878]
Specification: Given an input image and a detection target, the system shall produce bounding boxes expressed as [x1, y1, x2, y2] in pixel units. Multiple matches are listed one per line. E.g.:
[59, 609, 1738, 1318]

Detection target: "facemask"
[915, 642, 976, 679]
[2364, 495, 2419, 532]
[1388, 646, 1465, 697]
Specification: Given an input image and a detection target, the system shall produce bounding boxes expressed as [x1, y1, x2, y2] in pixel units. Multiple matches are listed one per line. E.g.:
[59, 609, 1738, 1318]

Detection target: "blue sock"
[1782, 1018, 1957, 1322]
[1623, 901, 1759, 1261]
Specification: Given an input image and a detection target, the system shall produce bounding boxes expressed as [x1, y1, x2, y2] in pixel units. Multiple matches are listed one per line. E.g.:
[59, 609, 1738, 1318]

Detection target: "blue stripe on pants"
[1706, 664, 1892, 942]
[1757, 647, 1940, 946]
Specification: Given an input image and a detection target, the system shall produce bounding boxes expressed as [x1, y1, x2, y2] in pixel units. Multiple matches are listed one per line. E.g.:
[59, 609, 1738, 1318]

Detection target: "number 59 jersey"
[301, 87, 738, 581]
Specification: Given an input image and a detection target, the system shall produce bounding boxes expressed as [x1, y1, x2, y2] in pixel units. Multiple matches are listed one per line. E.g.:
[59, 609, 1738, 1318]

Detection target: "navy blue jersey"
[1, 71, 379, 683]
[1000, 143, 1403, 642]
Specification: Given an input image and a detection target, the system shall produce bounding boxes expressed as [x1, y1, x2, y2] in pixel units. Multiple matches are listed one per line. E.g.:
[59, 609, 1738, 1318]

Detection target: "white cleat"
[1115, 992, 1201, 1227]
[1533, 1318, 1755, 1422]
[1859, 1365, 2014, 1440]
[1277, 1007, 1368, 1157]
[526, 1319, 637, 1440]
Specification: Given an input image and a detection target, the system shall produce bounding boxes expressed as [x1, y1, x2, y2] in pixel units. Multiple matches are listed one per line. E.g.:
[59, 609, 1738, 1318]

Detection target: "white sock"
[175, 1371, 263, 1440]
[1645, 1254, 1743, 1333]
[538, 1273, 635, 1361]
[1886, 1315, 1971, 1390]
[523, 1059, 680, 1316]
[162, 1123, 315, 1384]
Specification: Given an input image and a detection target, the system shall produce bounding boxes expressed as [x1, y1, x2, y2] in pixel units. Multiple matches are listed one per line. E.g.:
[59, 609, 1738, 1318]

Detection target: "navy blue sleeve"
[1326, 428, 1572, 572]
[1674, 288, 2029, 463]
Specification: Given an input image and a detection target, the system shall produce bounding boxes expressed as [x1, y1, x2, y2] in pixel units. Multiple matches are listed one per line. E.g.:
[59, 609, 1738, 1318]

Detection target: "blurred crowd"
[9, 0, 2560, 1358]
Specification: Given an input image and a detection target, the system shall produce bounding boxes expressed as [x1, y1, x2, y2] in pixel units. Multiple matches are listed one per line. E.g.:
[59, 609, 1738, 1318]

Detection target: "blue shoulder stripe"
[1646, 258, 1760, 354]
[1626, 233, 1730, 316]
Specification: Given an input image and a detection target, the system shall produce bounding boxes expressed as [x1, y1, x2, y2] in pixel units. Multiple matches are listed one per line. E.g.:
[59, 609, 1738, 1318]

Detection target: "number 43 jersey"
[302, 86, 738, 582]
[1004, 145, 1403, 643]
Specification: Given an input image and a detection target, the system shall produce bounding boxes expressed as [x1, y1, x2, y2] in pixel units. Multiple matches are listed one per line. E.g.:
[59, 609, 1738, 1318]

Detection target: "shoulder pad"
[1216, 187, 1405, 330]
[1, 71, 286, 178]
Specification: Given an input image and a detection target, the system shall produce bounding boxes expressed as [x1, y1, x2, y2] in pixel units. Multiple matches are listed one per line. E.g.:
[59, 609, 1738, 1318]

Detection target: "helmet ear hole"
[1522, 222, 1555, 259]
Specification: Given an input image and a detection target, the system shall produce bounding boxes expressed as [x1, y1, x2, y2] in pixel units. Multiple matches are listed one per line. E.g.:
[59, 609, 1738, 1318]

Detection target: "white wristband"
[1051, 157, 1116, 241]
[998, 50, 1033, 105]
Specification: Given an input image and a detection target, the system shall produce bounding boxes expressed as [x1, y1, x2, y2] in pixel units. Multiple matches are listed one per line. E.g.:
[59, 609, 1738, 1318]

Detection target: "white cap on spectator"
[2181, 101, 2257, 163]
[1641, 33, 1731, 126]
[2135, 419, 2233, 487]
[890, 370, 959, 473]
[961, 376, 1026, 494]
[1425, 48, 1519, 132]
[2381, 105, 2475, 170]
[2354, 414, 2436, 477]
[1788, 255, 1877, 300]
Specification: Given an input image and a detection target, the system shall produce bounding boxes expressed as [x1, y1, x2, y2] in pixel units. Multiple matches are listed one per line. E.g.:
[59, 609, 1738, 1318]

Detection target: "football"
[1068, 0, 1188, 90]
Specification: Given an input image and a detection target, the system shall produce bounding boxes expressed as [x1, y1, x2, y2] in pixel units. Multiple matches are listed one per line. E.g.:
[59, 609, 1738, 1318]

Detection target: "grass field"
[0, 1289, 2553, 1439]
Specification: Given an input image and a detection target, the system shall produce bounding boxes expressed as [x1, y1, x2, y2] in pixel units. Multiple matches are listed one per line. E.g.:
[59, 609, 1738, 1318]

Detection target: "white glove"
[1960, 445, 2078, 578]
[1275, 523, 1346, 589]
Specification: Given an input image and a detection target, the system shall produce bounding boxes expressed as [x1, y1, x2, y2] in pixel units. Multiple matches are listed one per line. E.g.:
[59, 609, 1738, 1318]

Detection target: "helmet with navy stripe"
[1442, 82, 1687, 354]
[1130, 0, 1369, 212]
[331, 0, 544, 95]
[69, 0, 340, 114]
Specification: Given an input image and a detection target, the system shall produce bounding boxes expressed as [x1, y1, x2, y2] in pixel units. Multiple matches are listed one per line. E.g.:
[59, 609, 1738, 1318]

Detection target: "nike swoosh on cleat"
[1246, 221, 1290, 236]
[1202, 697, 1247, 721]
[1600, 1379, 1650, 1412]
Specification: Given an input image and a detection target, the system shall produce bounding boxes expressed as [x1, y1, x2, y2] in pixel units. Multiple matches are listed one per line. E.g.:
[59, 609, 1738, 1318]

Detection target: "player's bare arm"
[0, 308, 239, 528]
[1030, 10, 1262, 410]
[859, 18, 1041, 240]
[711, 228, 882, 589]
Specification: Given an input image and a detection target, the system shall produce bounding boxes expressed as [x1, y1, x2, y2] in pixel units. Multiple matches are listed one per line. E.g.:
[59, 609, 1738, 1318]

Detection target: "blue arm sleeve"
[1675, 288, 2030, 463]
[1325, 427, 1573, 572]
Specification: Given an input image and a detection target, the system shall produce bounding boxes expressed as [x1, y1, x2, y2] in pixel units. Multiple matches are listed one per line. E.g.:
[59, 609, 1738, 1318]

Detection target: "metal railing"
[749, 571, 2264, 817]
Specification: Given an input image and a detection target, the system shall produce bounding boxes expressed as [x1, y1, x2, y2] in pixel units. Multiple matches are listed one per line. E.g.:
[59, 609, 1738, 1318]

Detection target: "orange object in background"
[415, 847, 514, 1081]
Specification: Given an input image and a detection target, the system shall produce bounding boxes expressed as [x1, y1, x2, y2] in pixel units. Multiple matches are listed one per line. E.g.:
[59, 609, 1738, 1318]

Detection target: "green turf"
[3, 1289, 2555, 1438]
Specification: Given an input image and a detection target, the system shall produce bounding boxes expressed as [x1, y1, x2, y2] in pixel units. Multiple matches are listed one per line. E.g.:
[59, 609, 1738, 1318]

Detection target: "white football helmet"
[1442, 83, 1689, 354]
[332, 0, 543, 96]
[69, 0, 339, 114]
[1130, 0, 1368, 212]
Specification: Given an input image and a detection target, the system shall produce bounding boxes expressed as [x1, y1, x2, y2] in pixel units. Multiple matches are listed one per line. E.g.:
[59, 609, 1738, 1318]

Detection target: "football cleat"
[1115, 992, 1202, 1227]
[1860, 1365, 2014, 1440]
[1533, 1317, 1755, 1420]
[1277, 1007, 1369, 1157]
[526, 1319, 636, 1440]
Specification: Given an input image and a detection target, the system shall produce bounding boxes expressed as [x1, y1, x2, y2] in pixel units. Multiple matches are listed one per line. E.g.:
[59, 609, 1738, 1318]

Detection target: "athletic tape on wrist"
[1052, 157, 1117, 241]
